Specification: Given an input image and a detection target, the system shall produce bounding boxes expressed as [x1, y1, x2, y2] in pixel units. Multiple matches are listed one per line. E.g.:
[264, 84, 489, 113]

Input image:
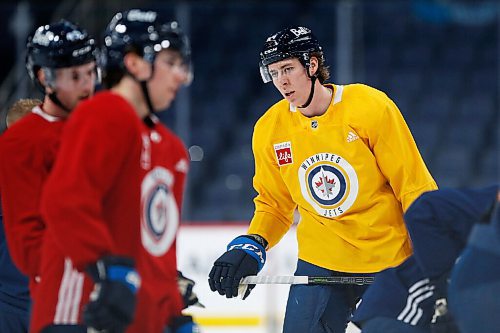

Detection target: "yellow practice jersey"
[248, 83, 437, 273]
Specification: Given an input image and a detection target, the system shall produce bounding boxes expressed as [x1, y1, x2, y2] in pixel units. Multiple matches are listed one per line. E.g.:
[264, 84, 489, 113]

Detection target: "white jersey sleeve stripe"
[54, 258, 84, 324]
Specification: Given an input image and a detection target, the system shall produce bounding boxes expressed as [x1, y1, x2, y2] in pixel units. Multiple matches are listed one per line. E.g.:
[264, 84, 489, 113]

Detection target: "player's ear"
[123, 53, 151, 81]
[38, 69, 53, 94]
[309, 56, 319, 76]
[38, 68, 45, 85]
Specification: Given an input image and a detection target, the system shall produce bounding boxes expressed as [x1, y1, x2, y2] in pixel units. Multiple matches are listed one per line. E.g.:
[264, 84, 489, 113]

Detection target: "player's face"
[53, 61, 97, 110]
[268, 58, 311, 106]
[148, 49, 190, 111]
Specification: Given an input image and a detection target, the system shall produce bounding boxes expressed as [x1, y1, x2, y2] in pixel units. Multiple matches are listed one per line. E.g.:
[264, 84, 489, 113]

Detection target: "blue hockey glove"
[164, 315, 201, 333]
[208, 234, 267, 299]
[177, 271, 204, 308]
[83, 256, 140, 332]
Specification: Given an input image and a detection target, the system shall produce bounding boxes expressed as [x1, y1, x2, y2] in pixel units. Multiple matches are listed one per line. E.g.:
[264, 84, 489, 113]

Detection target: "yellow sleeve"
[366, 91, 437, 211]
[247, 114, 296, 248]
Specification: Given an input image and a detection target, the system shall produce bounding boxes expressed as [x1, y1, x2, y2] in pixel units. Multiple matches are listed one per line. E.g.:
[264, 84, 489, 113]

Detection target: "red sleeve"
[41, 95, 141, 270]
[0, 118, 61, 277]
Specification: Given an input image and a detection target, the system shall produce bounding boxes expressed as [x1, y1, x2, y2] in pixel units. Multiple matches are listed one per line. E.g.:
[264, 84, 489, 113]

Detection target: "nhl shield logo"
[274, 141, 293, 166]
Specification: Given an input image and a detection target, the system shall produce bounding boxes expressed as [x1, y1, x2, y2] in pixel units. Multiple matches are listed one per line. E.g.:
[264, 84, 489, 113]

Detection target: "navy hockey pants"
[282, 259, 372, 333]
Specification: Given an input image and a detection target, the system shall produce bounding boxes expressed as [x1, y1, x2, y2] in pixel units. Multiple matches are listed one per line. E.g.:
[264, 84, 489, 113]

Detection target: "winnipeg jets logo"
[298, 153, 358, 217]
[141, 166, 178, 256]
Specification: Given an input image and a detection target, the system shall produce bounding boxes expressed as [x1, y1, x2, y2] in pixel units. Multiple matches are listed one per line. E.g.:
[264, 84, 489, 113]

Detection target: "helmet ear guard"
[259, 60, 272, 83]
[41, 68, 56, 90]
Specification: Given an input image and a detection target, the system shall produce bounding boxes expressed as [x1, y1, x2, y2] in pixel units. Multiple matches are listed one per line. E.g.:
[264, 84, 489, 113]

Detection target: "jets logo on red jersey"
[274, 141, 293, 166]
[298, 152, 359, 218]
[141, 166, 178, 256]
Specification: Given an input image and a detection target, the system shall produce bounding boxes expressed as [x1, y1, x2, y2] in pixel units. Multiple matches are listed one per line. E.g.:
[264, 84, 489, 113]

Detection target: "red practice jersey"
[32, 92, 144, 332]
[129, 115, 189, 333]
[33, 91, 189, 333]
[0, 106, 64, 292]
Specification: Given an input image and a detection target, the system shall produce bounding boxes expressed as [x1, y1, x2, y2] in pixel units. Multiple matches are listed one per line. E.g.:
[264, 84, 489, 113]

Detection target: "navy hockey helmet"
[102, 9, 192, 85]
[259, 26, 323, 83]
[26, 19, 97, 89]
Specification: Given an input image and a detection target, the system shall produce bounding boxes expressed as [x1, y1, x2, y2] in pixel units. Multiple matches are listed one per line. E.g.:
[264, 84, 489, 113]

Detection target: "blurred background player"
[101, 9, 199, 333]
[352, 185, 498, 333]
[0, 19, 97, 331]
[448, 188, 500, 333]
[0, 98, 41, 333]
[208, 25, 437, 333]
[37, 8, 198, 333]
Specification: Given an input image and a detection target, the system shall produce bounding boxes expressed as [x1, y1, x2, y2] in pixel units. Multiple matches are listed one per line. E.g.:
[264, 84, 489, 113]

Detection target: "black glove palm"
[83, 256, 140, 332]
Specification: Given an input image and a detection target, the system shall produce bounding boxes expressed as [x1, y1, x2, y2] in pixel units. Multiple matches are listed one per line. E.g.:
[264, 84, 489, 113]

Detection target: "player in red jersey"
[0, 19, 97, 308]
[36, 9, 197, 333]
[0, 98, 42, 333]
[102, 11, 199, 333]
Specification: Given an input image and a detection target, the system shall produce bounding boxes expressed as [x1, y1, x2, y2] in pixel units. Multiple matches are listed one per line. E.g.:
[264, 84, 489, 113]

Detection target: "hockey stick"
[240, 275, 374, 286]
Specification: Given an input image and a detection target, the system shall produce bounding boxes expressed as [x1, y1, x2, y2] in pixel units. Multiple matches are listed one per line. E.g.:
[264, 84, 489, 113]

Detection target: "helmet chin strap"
[298, 67, 317, 109]
[126, 65, 157, 128]
[139, 80, 157, 127]
[48, 91, 71, 113]
[138, 79, 155, 114]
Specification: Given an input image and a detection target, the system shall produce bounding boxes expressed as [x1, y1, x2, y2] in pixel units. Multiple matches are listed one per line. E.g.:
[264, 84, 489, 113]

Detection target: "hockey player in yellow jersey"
[208, 26, 437, 333]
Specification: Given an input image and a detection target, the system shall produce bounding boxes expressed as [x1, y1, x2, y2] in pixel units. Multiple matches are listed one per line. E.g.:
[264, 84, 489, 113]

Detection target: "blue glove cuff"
[107, 265, 141, 294]
[175, 322, 200, 333]
[227, 236, 266, 272]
